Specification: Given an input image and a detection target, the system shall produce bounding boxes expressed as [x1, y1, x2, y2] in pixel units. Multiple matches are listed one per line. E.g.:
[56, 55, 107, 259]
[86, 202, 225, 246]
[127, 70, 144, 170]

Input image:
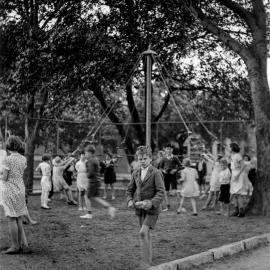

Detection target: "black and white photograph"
[0, 1, 270, 269]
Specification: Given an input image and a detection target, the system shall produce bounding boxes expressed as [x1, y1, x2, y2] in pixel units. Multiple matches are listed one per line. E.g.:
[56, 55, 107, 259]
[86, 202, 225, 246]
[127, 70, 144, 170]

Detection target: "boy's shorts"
[137, 209, 159, 229]
[163, 174, 177, 191]
[87, 181, 101, 198]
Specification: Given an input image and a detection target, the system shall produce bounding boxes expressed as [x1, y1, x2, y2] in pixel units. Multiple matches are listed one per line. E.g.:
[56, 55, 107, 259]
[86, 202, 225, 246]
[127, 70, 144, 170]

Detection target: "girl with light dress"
[52, 156, 77, 205]
[177, 159, 199, 215]
[229, 143, 248, 217]
[0, 143, 7, 208]
[35, 154, 52, 209]
[202, 153, 222, 211]
[75, 150, 91, 211]
[0, 136, 32, 254]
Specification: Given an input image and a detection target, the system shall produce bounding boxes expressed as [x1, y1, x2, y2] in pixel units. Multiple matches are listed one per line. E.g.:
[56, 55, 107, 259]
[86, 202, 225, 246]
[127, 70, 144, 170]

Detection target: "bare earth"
[0, 193, 270, 270]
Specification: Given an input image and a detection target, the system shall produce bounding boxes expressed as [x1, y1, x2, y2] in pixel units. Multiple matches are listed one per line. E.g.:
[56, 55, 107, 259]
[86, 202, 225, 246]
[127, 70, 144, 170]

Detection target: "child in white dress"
[75, 150, 90, 211]
[52, 156, 77, 205]
[0, 147, 8, 208]
[230, 143, 249, 217]
[202, 153, 222, 211]
[35, 154, 52, 209]
[177, 159, 199, 215]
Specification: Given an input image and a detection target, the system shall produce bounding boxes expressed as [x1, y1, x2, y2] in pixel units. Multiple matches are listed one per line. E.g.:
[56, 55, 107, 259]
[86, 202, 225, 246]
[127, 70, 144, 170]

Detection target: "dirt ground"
[1, 192, 270, 270]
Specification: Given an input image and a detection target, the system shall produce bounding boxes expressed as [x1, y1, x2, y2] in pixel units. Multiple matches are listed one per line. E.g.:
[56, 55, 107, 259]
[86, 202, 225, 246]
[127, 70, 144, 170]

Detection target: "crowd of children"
[0, 136, 257, 268]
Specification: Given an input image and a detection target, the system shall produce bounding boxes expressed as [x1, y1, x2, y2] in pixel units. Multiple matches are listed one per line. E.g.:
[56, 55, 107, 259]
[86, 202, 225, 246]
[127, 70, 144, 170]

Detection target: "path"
[199, 245, 270, 270]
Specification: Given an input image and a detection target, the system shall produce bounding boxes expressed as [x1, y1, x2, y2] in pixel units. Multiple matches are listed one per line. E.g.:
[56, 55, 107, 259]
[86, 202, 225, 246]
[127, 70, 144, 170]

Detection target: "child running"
[217, 158, 231, 216]
[35, 154, 52, 209]
[177, 159, 199, 215]
[80, 145, 116, 219]
[127, 145, 165, 268]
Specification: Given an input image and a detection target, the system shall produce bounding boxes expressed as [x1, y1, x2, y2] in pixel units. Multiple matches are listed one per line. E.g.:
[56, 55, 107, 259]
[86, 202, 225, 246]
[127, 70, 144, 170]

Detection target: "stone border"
[148, 233, 270, 270]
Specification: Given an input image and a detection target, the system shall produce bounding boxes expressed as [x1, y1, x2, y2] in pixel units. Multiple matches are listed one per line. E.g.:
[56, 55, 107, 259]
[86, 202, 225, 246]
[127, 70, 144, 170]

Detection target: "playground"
[1, 193, 270, 270]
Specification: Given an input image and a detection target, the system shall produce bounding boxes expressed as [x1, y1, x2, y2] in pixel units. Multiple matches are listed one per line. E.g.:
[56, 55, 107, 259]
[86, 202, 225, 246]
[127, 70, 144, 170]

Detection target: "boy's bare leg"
[94, 197, 116, 218]
[84, 194, 92, 212]
[177, 197, 185, 213]
[139, 225, 152, 267]
[190, 198, 197, 214]
[111, 184, 115, 199]
[202, 191, 213, 209]
[103, 184, 108, 199]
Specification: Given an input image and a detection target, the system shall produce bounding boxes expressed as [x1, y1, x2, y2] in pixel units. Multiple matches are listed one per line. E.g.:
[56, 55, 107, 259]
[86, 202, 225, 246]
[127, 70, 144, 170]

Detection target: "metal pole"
[142, 47, 156, 148]
[56, 120, 59, 154]
[4, 115, 7, 142]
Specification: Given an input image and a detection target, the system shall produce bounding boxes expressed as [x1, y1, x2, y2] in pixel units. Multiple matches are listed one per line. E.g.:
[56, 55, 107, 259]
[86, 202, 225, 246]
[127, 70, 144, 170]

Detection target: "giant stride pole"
[142, 47, 156, 148]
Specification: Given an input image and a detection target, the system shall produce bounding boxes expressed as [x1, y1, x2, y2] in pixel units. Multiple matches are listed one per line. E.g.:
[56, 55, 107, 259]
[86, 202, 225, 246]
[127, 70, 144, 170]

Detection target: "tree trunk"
[24, 138, 35, 194]
[246, 60, 270, 215]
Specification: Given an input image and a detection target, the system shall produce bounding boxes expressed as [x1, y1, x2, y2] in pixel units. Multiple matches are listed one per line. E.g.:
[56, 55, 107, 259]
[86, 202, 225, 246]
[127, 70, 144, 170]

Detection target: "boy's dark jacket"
[126, 165, 165, 215]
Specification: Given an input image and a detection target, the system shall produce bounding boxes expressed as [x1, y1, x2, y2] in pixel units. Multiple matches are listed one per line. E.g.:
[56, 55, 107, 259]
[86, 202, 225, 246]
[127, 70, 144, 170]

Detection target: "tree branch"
[215, 0, 254, 30]
[188, 3, 252, 62]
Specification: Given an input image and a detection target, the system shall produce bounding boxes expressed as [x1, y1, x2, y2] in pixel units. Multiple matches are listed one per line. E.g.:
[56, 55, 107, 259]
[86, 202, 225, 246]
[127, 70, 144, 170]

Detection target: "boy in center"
[127, 146, 165, 268]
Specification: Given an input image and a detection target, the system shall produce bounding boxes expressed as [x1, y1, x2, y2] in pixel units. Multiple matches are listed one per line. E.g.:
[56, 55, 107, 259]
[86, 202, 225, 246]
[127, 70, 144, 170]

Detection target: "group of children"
[35, 146, 117, 219]
[0, 136, 257, 268]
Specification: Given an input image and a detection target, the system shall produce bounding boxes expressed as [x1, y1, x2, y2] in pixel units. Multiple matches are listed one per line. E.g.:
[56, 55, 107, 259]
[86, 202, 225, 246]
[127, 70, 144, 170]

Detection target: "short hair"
[243, 154, 251, 161]
[183, 158, 191, 167]
[6, 135, 23, 152]
[136, 145, 152, 158]
[85, 144, 96, 154]
[165, 143, 173, 149]
[78, 149, 85, 155]
[42, 154, 51, 161]
[230, 142, 240, 153]
[220, 158, 228, 166]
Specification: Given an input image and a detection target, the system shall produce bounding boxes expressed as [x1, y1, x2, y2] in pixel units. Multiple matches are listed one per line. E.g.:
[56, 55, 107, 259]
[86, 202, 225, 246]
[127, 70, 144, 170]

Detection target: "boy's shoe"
[78, 207, 83, 211]
[67, 200, 77, 205]
[181, 207, 187, 212]
[47, 198, 51, 202]
[108, 207, 116, 219]
[162, 208, 168, 212]
[41, 206, 51, 210]
[83, 206, 88, 210]
[215, 211, 222, 215]
[192, 212, 198, 216]
[80, 214, 93, 219]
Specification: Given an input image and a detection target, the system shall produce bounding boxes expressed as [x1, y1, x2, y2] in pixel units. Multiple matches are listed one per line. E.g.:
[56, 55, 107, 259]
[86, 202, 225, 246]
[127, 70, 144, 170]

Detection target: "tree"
[180, 0, 270, 214]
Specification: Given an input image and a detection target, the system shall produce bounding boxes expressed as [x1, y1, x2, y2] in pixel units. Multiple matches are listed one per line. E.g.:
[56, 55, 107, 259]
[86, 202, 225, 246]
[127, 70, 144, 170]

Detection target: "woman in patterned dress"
[0, 136, 31, 254]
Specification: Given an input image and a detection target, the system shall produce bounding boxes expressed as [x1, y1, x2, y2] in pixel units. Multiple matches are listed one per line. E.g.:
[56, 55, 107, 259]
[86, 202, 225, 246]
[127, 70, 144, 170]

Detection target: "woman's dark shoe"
[230, 207, 239, 217]
[2, 247, 21, 254]
[238, 208, 245, 217]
